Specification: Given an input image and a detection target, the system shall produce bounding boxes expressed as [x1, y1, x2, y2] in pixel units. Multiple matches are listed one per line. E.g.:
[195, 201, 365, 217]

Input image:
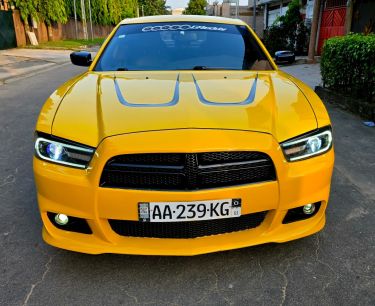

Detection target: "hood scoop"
[114, 74, 180, 107]
[113, 73, 258, 108]
[193, 73, 258, 106]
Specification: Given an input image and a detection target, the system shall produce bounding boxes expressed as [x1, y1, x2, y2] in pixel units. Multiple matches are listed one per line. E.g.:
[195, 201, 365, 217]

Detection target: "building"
[206, 1, 264, 37]
[248, 0, 315, 29]
[249, 0, 374, 56]
[172, 8, 185, 15]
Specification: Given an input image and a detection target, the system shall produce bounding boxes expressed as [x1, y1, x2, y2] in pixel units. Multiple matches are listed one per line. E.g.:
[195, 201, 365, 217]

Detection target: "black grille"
[100, 152, 276, 191]
[109, 211, 267, 239]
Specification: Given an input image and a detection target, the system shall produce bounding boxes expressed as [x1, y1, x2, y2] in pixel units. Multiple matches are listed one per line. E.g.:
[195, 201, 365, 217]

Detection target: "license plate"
[138, 199, 241, 222]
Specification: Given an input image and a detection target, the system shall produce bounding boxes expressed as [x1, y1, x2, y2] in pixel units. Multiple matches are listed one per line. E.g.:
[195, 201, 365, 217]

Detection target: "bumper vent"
[109, 211, 267, 239]
[100, 152, 276, 191]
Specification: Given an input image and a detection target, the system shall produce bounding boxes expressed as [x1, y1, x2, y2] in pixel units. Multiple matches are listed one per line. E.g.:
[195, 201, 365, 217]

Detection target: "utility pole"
[253, 0, 256, 32]
[307, 0, 321, 63]
[73, 0, 78, 39]
[88, 0, 94, 40]
[80, 0, 88, 40]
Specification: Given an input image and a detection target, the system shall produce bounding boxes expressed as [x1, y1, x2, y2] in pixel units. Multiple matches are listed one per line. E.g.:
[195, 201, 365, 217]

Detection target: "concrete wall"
[11, 10, 26, 47]
[61, 19, 113, 40]
[10, 13, 113, 47]
[34, 21, 49, 43]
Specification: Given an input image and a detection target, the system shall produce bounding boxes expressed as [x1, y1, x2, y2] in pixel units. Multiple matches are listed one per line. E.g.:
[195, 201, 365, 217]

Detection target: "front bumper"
[34, 129, 334, 255]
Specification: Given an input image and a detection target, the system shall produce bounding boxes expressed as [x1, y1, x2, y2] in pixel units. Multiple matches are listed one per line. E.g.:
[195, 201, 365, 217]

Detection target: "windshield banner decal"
[142, 24, 228, 32]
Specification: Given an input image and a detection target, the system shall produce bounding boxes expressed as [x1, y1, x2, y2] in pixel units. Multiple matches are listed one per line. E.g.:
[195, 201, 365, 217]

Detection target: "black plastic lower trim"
[282, 202, 321, 224]
[109, 211, 267, 239]
[47, 212, 92, 234]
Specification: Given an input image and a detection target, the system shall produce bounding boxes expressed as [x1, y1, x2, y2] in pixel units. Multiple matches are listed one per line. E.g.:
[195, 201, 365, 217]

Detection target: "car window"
[94, 22, 273, 71]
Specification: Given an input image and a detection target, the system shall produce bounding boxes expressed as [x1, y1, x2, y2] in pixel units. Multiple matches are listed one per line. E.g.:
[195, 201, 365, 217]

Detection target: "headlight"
[281, 126, 333, 162]
[35, 134, 95, 169]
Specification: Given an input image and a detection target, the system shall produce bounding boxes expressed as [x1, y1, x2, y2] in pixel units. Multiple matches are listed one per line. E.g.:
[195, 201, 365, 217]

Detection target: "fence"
[2, 10, 114, 49]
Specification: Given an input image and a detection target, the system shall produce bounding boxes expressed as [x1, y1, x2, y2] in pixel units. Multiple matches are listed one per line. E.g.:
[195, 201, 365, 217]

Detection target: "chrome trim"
[281, 130, 333, 161]
[199, 159, 268, 169]
[34, 137, 94, 169]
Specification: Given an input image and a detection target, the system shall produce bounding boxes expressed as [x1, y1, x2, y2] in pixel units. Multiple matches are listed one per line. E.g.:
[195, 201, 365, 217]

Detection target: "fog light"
[303, 204, 315, 215]
[54, 213, 69, 225]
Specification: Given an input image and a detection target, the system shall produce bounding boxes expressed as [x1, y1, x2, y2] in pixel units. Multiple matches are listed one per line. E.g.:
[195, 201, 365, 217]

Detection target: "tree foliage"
[138, 0, 167, 16]
[263, 0, 309, 55]
[39, 0, 68, 25]
[12, 0, 139, 25]
[183, 0, 207, 15]
[12, 0, 40, 23]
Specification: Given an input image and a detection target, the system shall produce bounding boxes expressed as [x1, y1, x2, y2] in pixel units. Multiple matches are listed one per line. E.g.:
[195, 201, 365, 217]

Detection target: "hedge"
[321, 33, 375, 101]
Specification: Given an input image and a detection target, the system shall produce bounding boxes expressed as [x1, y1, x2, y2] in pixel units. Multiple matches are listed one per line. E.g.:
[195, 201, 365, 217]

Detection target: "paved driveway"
[0, 63, 374, 306]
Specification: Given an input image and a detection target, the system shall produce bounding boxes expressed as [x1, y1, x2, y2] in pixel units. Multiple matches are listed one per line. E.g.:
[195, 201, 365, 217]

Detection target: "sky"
[166, 0, 249, 9]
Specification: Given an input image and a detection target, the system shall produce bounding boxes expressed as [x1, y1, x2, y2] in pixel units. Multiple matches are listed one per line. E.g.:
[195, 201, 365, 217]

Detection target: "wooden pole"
[88, 0, 94, 40]
[307, 0, 321, 63]
[73, 0, 78, 39]
[80, 0, 88, 40]
[345, 0, 353, 34]
[253, 0, 256, 32]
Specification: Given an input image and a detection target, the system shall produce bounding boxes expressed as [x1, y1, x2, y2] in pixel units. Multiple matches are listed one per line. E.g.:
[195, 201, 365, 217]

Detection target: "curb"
[277, 57, 321, 67]
[315, 86, 374, 121]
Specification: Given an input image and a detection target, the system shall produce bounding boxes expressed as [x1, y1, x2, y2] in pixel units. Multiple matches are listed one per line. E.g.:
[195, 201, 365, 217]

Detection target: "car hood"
[51, 71, 317, 147]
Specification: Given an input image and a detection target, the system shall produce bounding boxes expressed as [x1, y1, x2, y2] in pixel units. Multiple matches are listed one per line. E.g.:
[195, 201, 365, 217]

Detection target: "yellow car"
[33, 15, 334, 255]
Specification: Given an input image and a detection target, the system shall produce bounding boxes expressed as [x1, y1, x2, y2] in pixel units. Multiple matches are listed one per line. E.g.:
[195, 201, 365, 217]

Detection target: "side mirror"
[70, 51, 92, 67]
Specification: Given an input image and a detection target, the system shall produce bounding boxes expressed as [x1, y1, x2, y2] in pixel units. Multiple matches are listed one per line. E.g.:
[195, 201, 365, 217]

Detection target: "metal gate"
[0, 10, 17, 50]
[317, 0, 347, 54]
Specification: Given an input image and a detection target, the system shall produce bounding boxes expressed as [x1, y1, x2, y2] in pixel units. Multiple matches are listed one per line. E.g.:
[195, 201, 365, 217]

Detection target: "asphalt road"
[0, 64, 374, 306]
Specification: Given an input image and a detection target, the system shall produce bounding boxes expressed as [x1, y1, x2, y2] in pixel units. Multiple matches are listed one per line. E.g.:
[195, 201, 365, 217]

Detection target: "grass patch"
[26, 38, 106, 50]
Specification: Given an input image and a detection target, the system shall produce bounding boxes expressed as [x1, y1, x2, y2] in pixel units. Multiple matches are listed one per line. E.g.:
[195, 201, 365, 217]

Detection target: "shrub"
[321, 33, 375, 101]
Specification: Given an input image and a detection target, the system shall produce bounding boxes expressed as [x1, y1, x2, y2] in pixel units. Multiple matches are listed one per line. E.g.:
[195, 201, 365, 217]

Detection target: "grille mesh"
[109, 211, 267, 239]
[100, 152, 276, 191]
[199, 151, 267, 165]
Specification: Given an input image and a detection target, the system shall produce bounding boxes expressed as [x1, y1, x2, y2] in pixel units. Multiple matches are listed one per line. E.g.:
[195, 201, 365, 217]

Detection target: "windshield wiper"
[116, 67, 129, 71]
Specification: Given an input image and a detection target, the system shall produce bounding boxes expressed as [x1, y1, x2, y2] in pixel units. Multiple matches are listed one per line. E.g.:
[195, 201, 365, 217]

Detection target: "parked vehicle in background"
[275, 50, 295, 64]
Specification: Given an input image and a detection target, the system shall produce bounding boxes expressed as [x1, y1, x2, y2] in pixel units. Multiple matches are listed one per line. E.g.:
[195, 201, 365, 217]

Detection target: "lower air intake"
[109, 211, 267, 239]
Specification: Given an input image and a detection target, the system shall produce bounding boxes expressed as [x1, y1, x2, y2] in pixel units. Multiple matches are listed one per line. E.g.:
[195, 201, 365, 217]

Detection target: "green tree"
[65, 0, 138, 25]
[183, 0, 207, 15]
[278, 0, 308, 53]
[12, 0, 39, 23]
[39, 0, 68, 25]
[13, 0, 138, 26]
[89, 0, 111, 25]
[263, 0, 309, 55]
[138, 0, 167, 16]
[12, 0, 69, 24]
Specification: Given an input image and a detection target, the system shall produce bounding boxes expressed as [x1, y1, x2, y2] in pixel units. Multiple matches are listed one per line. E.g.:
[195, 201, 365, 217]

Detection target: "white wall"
[267, 5, 288, 26]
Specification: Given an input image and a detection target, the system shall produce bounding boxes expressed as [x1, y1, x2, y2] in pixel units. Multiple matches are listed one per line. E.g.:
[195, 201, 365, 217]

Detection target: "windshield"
[94, 22, 273, 71]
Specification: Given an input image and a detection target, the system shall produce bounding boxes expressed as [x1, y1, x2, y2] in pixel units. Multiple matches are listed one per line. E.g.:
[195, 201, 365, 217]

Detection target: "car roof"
[119, 15, 247, 26]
